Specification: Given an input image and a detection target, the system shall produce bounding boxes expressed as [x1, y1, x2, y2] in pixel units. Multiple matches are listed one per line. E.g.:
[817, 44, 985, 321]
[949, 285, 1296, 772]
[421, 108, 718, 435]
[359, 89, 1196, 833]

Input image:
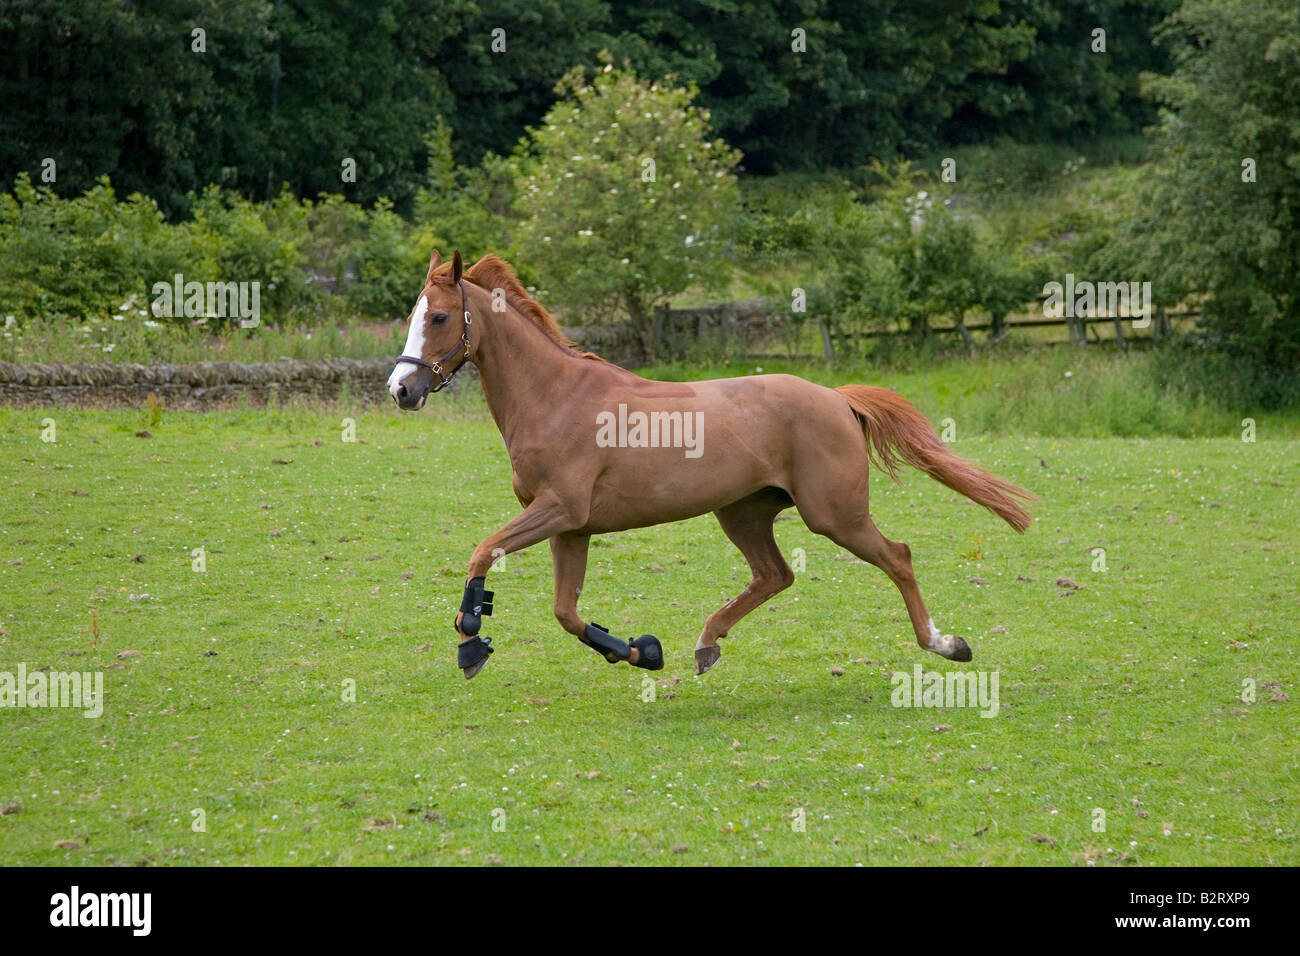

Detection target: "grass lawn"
[0, 394, 1295, 865]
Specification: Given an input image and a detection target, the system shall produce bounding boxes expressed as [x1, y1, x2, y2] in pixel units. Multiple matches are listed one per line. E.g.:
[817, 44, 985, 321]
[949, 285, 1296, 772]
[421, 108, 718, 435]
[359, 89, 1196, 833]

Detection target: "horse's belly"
[573, 374, 829, 531]
[583, 456, 771, 533]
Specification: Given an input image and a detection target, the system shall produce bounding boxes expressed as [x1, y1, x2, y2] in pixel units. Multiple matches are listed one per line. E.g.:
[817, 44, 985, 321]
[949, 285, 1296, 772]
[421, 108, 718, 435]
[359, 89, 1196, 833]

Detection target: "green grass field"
[1, 385, 1296, 865]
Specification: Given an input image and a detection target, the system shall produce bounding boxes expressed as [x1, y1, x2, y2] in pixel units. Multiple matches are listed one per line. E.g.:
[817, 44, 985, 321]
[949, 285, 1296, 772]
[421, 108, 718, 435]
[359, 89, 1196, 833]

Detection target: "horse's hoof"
[694, 644, 721, 675]
[631, 634, 663, 671]
[457, 635, 493, 678]
[949, 636, 973, 662]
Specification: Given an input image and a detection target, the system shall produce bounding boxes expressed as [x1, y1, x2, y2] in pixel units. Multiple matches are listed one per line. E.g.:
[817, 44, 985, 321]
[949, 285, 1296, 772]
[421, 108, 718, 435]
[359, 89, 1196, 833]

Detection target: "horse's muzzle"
[391, 367, 433, 410]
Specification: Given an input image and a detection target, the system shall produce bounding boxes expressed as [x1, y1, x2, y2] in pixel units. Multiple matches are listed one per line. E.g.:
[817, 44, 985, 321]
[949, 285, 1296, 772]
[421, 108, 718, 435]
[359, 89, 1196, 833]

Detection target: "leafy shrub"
[413, 121, 515, 267]
[0, 174, 322, 326]
[803, 164, 1043, 351]
[510, 61, 741, 360]
[0, 175, 182, 320]
[0, 172, 466, 329]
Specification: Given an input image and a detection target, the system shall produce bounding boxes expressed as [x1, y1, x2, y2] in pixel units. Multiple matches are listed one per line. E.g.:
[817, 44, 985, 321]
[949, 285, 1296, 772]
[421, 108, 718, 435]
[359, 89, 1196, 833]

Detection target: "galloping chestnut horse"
[388, 251, 1034, 679]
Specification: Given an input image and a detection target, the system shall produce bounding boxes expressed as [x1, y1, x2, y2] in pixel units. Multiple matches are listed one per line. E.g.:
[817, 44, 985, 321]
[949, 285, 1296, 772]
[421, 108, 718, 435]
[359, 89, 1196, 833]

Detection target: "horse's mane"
[462, 255, 605, 363]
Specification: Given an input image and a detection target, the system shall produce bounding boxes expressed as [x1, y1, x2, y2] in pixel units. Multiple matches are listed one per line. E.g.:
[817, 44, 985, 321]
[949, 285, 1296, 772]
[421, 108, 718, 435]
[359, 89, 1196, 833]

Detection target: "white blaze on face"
[387, 296, 429, 398]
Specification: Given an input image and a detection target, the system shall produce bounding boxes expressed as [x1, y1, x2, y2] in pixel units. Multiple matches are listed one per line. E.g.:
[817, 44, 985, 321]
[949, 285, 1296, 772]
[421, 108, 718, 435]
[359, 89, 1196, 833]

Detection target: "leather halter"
[394, 279, 472, 393]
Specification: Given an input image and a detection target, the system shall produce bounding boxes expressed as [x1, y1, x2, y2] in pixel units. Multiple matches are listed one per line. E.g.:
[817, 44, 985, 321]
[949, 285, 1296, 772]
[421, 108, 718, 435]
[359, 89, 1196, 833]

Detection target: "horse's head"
[387, 249, 473, 410]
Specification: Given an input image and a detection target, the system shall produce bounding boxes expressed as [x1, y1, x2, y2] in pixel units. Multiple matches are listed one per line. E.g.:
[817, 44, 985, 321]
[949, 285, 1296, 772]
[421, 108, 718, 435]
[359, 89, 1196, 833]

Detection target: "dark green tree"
[0, 0, 272, 216]
[439, 1, 613, 165]
[952, 0, 1177, 144]
[1126, 0, 1300, 401]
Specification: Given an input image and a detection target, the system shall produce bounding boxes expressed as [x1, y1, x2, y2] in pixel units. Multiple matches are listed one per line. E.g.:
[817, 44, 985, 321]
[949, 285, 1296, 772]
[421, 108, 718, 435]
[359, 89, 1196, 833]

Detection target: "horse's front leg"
[453, 493, 582, 679]
[550, 532, 663, 671]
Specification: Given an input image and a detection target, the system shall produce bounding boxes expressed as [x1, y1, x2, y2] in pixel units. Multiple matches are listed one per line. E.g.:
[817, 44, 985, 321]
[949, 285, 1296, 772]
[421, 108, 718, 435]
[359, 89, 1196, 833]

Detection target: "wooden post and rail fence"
[591, 297, 1202, 365]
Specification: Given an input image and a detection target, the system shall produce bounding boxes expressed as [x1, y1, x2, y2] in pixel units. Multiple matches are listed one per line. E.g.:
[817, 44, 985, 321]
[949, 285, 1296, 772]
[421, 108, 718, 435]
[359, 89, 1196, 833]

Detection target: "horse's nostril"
[397, 383, 408, 399]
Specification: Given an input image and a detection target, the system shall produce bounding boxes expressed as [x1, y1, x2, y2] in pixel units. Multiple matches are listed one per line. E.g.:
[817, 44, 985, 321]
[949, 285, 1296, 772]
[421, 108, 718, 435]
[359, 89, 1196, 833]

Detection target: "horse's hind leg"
[815, 512, 972, 663]
[550, 532, 662, 669]
[694, 488, 795, 675]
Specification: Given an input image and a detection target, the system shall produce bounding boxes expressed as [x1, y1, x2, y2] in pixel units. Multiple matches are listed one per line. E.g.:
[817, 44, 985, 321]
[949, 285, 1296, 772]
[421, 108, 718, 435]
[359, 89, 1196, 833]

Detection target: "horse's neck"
[472, 294, 590, 443]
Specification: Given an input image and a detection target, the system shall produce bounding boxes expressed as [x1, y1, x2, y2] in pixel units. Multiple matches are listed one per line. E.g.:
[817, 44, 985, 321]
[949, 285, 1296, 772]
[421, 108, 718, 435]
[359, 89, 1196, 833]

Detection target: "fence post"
[817, 320, 835, 360]
[652, 306, 669, 360]
[1070, 315, 1086, 346]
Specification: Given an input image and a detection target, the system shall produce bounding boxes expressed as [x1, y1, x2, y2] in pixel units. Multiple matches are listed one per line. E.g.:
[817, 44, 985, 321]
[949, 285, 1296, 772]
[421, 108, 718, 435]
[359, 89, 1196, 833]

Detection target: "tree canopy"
[1, 0, 1173, 215]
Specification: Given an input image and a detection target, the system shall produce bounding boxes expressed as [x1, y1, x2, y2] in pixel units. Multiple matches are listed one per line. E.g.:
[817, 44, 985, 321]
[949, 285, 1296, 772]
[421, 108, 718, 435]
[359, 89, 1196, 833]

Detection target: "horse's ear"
[426, 249, 442, 280]
[452, 250, 463, 283]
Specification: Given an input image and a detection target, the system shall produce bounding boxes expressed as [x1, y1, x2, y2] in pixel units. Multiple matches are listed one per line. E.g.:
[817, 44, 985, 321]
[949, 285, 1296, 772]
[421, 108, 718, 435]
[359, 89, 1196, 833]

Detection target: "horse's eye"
[430, 312, 449, 326]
